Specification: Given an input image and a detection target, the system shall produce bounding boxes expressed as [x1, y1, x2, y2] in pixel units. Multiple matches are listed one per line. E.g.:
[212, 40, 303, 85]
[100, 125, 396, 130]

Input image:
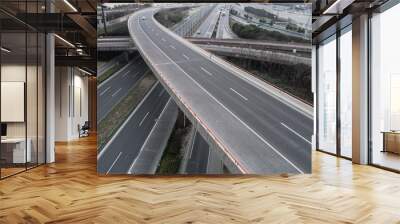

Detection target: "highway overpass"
[98, 36, 310, 65]
[128, 7, 313, 174]
[97, 36, 136, 51]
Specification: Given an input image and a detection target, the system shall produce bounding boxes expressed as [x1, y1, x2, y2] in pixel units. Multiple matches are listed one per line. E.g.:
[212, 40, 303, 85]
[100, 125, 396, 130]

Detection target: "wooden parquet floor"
[1, 134, 400, 223]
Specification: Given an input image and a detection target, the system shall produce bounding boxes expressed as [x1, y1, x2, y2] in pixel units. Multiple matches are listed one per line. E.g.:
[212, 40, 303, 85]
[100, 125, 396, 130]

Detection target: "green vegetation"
[154, 7, 189, 28]
[97, 61, 106, 68]
[98, 72, 157, 150]
[226, 57, 312, 104]
[97, 63, 125, 84]
[244, 6, 275, 19]
[99, 26, 130, 37]
[157, 112, 192, 174]
[286, 22, 305, 34]
[231, 22, 309, 43]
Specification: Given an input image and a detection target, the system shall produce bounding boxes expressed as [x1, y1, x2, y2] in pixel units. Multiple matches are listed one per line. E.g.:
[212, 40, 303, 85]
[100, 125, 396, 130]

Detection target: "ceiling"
[0, 0, 97, 73]
[311, 0, 389, 41]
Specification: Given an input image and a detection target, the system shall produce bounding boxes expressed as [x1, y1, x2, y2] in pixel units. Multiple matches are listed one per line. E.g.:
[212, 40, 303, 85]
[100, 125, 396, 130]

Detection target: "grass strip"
[157, 112, 192, 174]
[98, 72, 157, 151]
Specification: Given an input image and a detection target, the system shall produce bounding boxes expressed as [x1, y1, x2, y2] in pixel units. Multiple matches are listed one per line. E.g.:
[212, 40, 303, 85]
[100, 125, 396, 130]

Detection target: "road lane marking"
[122, 71, 130, 78]
[128, 72, 139, 79]
[281, 122, 311, 144]
[230, 88, 248, 101]
[100, 87, 111, 96]
[169, 45, 176, 50]
[112, 88, 122, 97]
[162, 38, 166, 42]
[136, 17, 304, 174]
[139, 112, 150, 126]
[200, 67, 213, 76]
[106, 152, 122, 174]
[182, 54, 190, 60]
[158, 89, 165, 97]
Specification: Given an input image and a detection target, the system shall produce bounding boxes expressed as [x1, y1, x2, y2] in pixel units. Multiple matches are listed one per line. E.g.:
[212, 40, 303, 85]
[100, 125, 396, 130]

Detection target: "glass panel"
[318, 36, 337, 154]
[0, 0, 46, 178]
[371, 4, 400, 171]
[340, 28, 352, 158]
[38, 33, 45, 165]
[27, 31, 38, 169]
[1, 31, 27, 177]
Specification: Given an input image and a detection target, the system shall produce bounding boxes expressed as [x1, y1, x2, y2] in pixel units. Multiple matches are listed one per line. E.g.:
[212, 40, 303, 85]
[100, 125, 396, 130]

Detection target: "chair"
[79, 121, 90, 138]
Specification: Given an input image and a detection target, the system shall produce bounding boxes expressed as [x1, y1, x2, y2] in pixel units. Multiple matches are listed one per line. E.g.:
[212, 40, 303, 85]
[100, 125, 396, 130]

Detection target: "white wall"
[1, 63, 46, 164]
[55, 67, 89, 141]
[55, 66, 70, 141]
[1, 64, 32, 138]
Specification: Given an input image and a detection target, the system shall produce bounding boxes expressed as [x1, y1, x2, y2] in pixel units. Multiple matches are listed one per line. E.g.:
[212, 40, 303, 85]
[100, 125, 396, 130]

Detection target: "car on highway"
[196, 31, 201, 35]
[141, 16, 146, 20]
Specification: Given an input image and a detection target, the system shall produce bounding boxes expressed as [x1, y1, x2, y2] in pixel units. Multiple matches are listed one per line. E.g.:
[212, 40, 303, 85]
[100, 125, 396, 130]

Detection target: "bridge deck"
[128, 8, 313, 174]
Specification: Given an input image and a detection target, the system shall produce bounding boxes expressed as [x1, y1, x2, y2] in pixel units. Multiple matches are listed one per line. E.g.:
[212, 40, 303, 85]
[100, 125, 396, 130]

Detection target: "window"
[339, 26, 352, 158]
[318, 35, 337, 154]
[370, 3, 400, 171]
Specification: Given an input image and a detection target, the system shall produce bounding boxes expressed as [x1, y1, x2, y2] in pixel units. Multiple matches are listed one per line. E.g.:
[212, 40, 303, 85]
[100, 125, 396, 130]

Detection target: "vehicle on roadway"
[141, 16, 146, 20]
[196, 31, 201, 35]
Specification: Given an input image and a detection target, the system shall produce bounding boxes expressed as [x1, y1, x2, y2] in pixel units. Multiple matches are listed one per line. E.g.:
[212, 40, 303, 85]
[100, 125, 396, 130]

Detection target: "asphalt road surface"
[216, 4, 238, 39]
[129, 9, 313, 174]
[98, 83, 170, 174]
[193, 4, 221, 38]
[186, 132, 210, 174]
[97, 57, 148, 121]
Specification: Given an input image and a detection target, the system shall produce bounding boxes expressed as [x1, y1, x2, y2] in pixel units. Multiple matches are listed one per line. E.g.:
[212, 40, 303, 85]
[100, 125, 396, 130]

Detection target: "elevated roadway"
[192, 4, 221, 38]
[216, 4, 238, 39]
[186, 38, 311, 55]
[98, 36, 310, 65]
[97, 36, 136, 51]
[128, 8, 313, 174]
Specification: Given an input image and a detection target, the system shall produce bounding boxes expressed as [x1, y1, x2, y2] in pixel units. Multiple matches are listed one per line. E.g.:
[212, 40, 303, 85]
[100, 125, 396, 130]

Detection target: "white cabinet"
[1, 138, 31, 163]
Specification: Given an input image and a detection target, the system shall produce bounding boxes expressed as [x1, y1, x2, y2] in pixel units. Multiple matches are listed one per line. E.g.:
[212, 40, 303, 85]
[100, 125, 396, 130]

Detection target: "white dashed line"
[112, 88, 122, 97]
[139, 112, 150, 126]
[230, 88, 248, 101]
[200, 67, 213, 76]
[100, 87, 111, 96]
[122, 71, 130, 78]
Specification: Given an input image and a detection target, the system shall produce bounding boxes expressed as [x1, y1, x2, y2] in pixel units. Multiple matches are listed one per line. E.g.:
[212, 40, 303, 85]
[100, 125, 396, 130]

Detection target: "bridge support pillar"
[206, 147, 224, 174]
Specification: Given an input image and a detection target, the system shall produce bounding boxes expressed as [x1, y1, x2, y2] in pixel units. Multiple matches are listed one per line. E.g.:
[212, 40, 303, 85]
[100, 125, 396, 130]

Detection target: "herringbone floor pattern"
[1, 135, 400, 223]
